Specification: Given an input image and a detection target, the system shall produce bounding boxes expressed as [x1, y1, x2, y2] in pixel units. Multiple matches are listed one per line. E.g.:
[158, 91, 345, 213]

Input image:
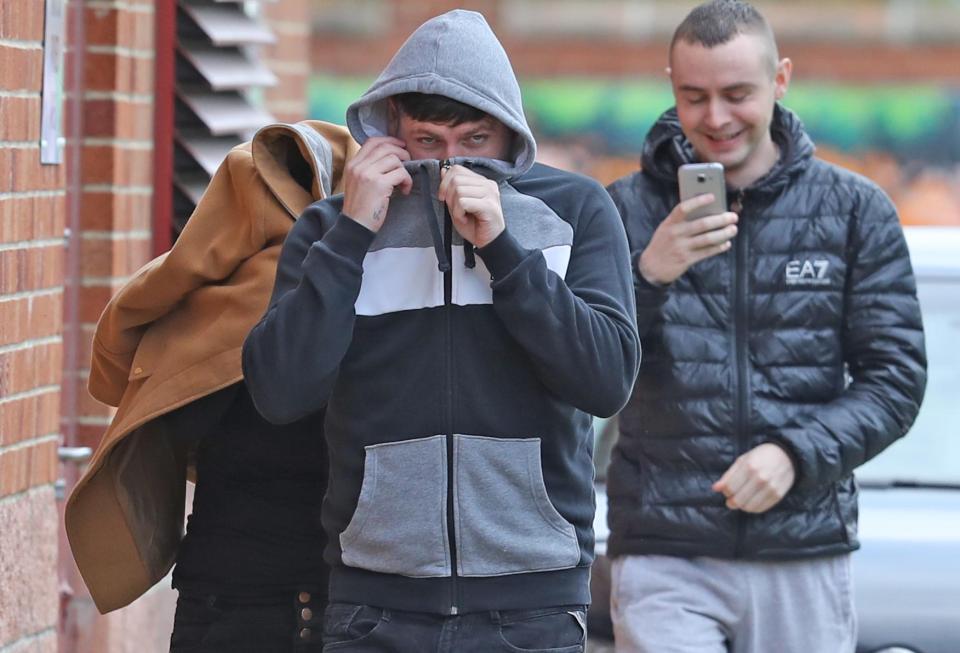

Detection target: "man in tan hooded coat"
[65, 121, 357, 652]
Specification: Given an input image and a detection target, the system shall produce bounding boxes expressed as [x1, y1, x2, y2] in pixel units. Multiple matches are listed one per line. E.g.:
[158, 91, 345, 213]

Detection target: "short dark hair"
[391, 92, 488, 126]
[670, 0, 778, 73]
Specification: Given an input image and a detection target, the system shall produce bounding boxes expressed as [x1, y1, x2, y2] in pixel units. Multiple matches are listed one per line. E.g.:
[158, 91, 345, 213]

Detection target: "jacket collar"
[640, 103, 815, 193]
[252, 121, 360, 218]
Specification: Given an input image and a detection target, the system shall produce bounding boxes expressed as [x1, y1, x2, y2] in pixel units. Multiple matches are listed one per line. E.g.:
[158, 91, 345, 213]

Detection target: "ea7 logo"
[785, 259, 831, 286]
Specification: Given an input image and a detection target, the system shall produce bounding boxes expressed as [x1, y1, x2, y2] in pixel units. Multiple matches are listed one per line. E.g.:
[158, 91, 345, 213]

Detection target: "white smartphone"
[678, 163, 727, 221]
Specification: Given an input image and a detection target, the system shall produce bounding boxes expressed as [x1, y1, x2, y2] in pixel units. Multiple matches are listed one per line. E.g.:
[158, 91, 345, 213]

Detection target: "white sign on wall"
[40, 0, 65, 165]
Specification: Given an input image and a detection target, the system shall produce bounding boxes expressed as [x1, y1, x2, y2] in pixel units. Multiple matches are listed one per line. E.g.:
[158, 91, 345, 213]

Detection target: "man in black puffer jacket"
[605, 2, 926, 652]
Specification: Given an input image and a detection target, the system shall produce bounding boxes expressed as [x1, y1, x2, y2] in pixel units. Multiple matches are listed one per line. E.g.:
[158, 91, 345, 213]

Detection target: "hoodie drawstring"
[463, 241, 476, 268]
[419, 168, 451, 272]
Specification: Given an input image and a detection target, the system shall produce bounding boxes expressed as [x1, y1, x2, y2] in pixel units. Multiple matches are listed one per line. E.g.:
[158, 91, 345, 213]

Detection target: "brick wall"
[73, 0, 155, 452]
[262, 0, 312, 123]
[3, 1, 313, 652]
[0, 0, 65, 650]
[58, 2, 179, 652]
[310, 0, 960, 83]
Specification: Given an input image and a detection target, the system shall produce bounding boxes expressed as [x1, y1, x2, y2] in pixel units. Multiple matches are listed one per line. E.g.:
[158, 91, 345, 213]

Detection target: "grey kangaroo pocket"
[453, 434, 581, 577]
[339, 435, 451, 577]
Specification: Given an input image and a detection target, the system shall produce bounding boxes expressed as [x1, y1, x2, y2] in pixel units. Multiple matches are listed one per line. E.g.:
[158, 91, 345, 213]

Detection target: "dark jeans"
[321, 602, 587, 652]
[169, 590, 325, 652]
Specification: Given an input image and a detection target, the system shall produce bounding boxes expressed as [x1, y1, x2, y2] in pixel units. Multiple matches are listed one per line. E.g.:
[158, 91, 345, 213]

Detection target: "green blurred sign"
[310, 75, 959, 164]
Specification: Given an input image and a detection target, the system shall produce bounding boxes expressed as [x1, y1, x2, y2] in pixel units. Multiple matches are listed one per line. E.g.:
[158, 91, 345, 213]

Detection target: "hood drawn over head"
[346, 10, 536, 179]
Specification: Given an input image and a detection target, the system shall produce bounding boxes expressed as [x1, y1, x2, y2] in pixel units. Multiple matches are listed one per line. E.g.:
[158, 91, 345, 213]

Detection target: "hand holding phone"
[678, 163, 727, 220]
[635, 163, 738, 286]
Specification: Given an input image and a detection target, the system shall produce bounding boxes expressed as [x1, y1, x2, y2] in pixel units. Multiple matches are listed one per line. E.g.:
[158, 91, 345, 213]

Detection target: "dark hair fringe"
[392, 92, 488, 126]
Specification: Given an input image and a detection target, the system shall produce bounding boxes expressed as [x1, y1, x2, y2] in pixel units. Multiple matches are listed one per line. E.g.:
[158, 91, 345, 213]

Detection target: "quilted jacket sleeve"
[607, 174, 671, 339]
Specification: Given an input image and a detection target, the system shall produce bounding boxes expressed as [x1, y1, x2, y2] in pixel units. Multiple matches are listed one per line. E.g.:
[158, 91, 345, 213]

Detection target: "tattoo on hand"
[373, 206, 385, 223]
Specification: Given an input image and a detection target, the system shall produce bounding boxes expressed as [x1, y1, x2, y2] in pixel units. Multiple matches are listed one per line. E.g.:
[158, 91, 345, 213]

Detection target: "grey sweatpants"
[610, 554, 856, 653]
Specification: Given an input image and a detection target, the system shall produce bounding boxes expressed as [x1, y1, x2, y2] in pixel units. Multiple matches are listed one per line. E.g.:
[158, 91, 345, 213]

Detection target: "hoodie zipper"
[730, 189, 749, 557]
[440, 158, 460, 614]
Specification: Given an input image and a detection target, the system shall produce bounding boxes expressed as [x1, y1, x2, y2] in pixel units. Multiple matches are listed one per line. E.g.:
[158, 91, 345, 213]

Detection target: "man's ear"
[774, 57, 792, 100]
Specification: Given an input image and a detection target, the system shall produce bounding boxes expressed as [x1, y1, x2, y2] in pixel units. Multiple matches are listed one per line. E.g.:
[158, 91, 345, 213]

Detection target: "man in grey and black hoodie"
[242, 10, 640, 652]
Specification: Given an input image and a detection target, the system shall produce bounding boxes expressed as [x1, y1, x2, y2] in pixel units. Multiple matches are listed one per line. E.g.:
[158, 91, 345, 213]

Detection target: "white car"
[590, 227, 960, 653]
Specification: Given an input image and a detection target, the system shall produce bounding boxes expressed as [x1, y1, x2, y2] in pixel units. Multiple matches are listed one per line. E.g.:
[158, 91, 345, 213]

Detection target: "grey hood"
[346, 9, 536, 178]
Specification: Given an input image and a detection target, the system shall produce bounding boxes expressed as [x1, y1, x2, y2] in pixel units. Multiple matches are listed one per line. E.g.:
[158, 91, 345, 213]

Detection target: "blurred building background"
[311, 0, 960, 225]
[0, 1, 957, 652]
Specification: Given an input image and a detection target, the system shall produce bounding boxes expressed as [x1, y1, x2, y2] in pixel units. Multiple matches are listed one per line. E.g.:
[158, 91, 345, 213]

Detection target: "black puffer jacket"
[606, 106, 926, 559]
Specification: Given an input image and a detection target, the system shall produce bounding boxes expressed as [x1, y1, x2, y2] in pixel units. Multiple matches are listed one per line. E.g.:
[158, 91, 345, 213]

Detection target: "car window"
[857, 276, 960, 485]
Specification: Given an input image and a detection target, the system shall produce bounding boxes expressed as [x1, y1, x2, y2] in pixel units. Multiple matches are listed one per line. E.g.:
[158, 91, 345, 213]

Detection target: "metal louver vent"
[172, 0, 277, 239]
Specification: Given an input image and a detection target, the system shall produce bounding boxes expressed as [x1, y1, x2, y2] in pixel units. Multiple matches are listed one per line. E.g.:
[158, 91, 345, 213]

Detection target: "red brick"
[83, 51, 121, 91]
[0, 44, 44, 92]
[0, 301, 21, 348]
[78, 284, 115, 324]
[84, 51, 154, 95]
[0, 96, 41, 141]
[311, 31, 960, 81]
[1, 149, 13, 191]
[131, 9, 156, 51]
[62, 15, 84, 92]
[0, 390, 60, 447]
[262, 36, 312, 68]
[0, 147, 67, 193]
[0, 447, 20, 495]
[0, 341, 62, 398]
[85, 6, 154, 51]
[83, 52, 121, 92]
[81, 145, 154, 186]
[0, 297, 27, 348]
[33, 438, 59, 486]
[83, 99, 154, 140]
[0, 195, 66, 243]
[27, 291, 63, 338]
[0, 487, 59, 642]
[80, 190, 153, 232]
[0, 292, 62, 348]
[1, 449, 16, 494]
[264, 70, 309, 104]
[264, 0, 310, 20]
[0, 245, 64, 295]
[0, 2, 46, 41]
[0, 440, 55, 496]
[84, 6, 121, 47]
[78, 236, 152, 279]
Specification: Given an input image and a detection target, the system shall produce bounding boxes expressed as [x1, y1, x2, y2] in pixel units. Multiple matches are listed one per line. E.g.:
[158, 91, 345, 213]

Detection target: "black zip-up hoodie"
[243, 10, 640, 614]
[606, 106, 926, 560]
